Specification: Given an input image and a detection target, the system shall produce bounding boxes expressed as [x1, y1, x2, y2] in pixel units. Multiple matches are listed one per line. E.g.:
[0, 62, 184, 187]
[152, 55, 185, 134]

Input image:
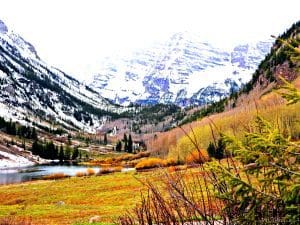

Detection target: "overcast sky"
[0, 0, 299, 80]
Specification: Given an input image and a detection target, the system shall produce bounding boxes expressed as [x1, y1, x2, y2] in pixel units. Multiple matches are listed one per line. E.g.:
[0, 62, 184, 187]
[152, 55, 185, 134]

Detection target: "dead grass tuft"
[75, 171, 87, 177]
[0, 217, 32, 225]
[86, 168, 96, 176]
[42, 173, 68, 180]
[97, 166, 123, 175]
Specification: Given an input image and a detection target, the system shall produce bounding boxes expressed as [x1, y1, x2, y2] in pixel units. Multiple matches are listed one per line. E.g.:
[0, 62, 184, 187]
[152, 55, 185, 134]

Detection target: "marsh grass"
[42, 173, 69, 180]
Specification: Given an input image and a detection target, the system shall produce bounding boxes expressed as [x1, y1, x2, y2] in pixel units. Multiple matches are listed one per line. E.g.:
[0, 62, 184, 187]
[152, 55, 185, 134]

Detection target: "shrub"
[75, 171, 86, 177]
[97, 166, 123, 176]
[163, 158, 177, 166]
[185, 149, 210, 165]
[135, 158, 164, 170]
[135, 157, 180, 170]
[97, 168, 111, 175]
[86, 168, 96, 176]
[112, 166, 123, 172]
[167, 166, 177, 173]
[90, 151, 151, 166]
[43, 173, 68, 180]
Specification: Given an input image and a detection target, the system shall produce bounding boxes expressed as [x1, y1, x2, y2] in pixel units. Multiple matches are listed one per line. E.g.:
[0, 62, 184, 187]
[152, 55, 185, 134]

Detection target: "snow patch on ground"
[0, 150, 35, 169]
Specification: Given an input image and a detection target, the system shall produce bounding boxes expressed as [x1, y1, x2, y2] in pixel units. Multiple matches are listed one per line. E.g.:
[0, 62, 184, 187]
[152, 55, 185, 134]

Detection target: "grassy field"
[0, 171, 149, 225]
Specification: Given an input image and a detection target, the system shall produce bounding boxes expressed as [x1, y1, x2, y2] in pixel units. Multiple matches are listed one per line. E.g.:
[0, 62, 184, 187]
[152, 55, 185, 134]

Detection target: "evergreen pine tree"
[67, 134, 72, 145]
[72, 146, 79, 160]
[128, 134, 133, 153]
[207, 142, 216, 158]
[46, 141, 56, 160]
[103, 133, 108, 145]
[59, 145, 64, 162]
[64, 145, 71, 160]
[31, 127, 37, 140]
[54, 145, 59, 159]
[215, 138, 225, 160]
[22, 139, 26, 150]
[11, 122, 16, 135]
[116, 141, 122, 152]
[31, 140, 39, 155]
[123, 133, 128, 152]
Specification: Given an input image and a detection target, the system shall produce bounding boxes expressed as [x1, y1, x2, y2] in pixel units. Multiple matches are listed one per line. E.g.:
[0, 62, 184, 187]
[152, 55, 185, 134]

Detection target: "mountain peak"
[0, 19, 8, 34]
[90, 33, 273, 107]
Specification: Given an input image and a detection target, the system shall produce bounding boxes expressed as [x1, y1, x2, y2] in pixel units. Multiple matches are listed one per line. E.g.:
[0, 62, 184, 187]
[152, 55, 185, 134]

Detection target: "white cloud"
[0, 0, 299, 80]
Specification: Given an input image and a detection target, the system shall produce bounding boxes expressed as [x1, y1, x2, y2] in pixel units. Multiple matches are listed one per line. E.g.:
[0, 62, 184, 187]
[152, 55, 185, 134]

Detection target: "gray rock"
[89, 215, 101, 223]
[56, 201, 65, 206]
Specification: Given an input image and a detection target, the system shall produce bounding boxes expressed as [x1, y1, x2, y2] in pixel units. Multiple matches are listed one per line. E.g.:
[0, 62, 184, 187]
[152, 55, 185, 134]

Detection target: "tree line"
[0, 117, 37, 139]
[115, 133, 133, 153]
[31, 140, 84, 162]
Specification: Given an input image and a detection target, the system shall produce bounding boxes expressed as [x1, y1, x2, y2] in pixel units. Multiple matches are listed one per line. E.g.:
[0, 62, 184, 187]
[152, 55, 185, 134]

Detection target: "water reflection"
[0, 164, 100, 185]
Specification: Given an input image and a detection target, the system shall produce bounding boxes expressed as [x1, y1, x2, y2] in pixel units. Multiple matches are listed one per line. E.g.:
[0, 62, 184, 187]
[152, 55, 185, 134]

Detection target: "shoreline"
[0, 150, 36, 170]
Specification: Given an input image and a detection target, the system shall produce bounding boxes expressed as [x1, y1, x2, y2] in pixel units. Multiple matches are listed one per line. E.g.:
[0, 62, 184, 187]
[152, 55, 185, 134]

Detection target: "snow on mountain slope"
[0, 19, 125, 132]
[90, 32, 273, 106]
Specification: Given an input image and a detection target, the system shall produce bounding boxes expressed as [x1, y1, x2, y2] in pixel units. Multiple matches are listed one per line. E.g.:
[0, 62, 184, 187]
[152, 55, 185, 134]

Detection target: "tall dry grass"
[135, 158, 178, 170]
[0, 217, 32, 225]
[42, 173, 68, 180]
[148, 87, 300, 161]
[167, 97, 300, 161]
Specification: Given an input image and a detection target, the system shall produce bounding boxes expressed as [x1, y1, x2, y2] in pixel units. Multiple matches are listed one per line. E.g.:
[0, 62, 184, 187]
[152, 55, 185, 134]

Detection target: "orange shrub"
[112, 166, 123, 172]
[163, 158, 177, 167]
[186, 149, 210, 165]
[97, 168, 111, 175]
[97, 166, 123, 175]
[43, 173, 68, 180]
[75, 171, 86, 177]
[103, 158, 113, 164]
[86, 168, 96, 176]
[167, 166, 177, 173]
[135, 158, 164, 170]
[130, 152, 151, 160]
[112, 152, 151, 163]
[135, 157, 180, 170]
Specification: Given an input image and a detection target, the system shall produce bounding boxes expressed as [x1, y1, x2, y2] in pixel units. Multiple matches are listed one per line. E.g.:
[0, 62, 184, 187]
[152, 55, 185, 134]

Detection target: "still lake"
[0, 164, 100, 185]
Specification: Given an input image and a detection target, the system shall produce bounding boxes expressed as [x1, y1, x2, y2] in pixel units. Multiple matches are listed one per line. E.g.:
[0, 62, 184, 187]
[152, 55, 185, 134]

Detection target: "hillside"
[0, 19, 128, 133]
[148, 21, 300, 158]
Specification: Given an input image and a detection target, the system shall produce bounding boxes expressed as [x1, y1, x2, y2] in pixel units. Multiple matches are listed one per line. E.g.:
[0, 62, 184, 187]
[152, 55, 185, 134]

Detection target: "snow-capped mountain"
[90, 32, 273, 107]
[0, 19, 124, 132]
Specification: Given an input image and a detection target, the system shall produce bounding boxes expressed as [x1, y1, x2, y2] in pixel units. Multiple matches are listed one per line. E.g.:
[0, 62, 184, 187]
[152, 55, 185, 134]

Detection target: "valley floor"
[0, 171, 148, 225]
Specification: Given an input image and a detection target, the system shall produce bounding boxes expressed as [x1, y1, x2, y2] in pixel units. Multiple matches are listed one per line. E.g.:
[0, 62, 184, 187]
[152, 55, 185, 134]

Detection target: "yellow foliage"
[86, 168, 96, 176]
[135, 158, 164, 170]
[186, 149, 210, 164]
[168, 101, 300, 161]
[135, 157, 178, 170]
[167, 166, 177, 173]
[112, 166, 123, 172]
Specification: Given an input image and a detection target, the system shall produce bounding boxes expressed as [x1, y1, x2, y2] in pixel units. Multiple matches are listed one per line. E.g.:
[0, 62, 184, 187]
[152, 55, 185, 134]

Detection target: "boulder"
[89, 215, 101, 223]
